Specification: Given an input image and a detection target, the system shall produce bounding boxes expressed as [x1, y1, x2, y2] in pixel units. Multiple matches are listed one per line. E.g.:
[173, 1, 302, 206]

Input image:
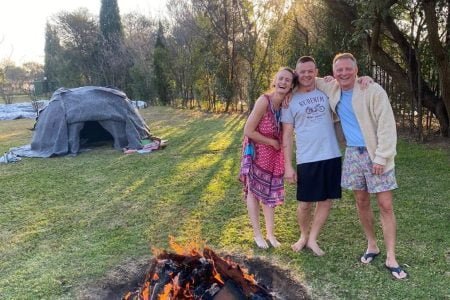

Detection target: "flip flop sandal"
[360, 252, 380, 264]
[385, 265, 408, 280]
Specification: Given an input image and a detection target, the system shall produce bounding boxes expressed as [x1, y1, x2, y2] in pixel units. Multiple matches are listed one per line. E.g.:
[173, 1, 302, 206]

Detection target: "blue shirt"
[336, 90, 366, 147]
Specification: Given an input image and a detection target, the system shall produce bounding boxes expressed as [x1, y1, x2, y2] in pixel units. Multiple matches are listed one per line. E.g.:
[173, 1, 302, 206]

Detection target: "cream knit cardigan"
[317, 79, 397, 172]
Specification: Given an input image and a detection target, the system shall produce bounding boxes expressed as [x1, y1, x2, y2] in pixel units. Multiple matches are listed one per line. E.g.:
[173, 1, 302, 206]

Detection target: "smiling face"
[273, 69, 294, 95]
[295, 61, 318, 92]
[333, 57, 358, 91]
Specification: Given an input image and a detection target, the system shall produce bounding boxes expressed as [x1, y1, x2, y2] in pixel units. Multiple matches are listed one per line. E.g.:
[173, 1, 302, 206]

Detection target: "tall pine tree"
[44, 23, 61, 86]
[99, 0, 129, 88]
[153, 22, 171, 105]
[99, 0, 123, 43]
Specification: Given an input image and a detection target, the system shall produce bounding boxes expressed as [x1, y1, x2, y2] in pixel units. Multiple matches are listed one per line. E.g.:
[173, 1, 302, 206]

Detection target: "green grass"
[0, 106, 449, 299]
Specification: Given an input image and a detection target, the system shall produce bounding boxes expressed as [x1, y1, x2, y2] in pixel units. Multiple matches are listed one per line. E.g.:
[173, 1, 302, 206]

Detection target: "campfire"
[77, 239, 310, 299]
[123, 241, 273, 299]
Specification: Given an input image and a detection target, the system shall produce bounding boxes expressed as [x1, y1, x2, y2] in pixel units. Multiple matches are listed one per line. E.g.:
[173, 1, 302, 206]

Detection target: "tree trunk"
[422, 0, 450, 136]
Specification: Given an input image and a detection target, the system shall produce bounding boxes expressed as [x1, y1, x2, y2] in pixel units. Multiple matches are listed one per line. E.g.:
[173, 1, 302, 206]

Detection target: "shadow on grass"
[3, 107, 449, 299]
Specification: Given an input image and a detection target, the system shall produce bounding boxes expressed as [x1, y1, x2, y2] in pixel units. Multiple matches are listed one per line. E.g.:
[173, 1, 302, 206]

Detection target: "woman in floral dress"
[239, 67, 295, 248]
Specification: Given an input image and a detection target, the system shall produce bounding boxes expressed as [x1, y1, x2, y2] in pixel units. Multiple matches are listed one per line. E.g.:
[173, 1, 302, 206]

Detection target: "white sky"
[0, 0, 167, 65]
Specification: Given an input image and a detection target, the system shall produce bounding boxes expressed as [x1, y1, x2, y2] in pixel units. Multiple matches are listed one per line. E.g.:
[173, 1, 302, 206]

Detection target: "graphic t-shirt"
[281, 89, 341, 164]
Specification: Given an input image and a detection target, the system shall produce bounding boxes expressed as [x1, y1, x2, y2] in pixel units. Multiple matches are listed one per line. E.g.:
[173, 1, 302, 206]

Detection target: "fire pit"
[123, 247, 273, 299]
[77, 243, 310, 300]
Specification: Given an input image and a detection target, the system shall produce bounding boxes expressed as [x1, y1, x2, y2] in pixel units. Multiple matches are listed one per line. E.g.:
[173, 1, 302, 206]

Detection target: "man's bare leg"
[354, 190, 380, 262]
[306, 200, 332, 256]
[292, 202, 312, 252]
[377, 191, 407, 279]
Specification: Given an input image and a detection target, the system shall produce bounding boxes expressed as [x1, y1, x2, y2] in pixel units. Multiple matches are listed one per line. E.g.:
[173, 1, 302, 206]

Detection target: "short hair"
[333, 53, 357, 67]
[296, 56, 316, 65]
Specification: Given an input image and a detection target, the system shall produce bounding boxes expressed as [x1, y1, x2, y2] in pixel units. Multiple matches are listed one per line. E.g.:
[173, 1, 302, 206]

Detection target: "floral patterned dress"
[239, 95, 284, 207]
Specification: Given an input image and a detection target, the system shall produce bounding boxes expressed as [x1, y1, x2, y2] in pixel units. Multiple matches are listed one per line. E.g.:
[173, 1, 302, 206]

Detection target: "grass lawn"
[0, 106, 449, 299]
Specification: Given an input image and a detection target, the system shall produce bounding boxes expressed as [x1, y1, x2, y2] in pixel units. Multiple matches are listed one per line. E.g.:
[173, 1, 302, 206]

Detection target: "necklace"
[269, 96, 281, 134]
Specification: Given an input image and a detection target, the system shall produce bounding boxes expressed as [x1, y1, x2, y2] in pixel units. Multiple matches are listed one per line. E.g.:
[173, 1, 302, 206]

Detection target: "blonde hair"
[333, 53, 357, 68]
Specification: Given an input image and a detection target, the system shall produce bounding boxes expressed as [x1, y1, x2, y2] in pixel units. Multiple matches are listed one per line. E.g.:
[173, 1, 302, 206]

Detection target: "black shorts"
[296, 157, 342, 202]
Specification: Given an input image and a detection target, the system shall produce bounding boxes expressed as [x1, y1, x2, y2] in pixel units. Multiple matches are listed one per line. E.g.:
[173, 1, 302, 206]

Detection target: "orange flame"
[125, 239, 269, 299]
[142, 286, 150, 299]
[169, 236, 201, 255]
[213, 272, 224, 284]
[169, 238, 185, 254]
[158, 283, 173, 300]
[151, 246, 163, 257]
[243, 272, 257, 284]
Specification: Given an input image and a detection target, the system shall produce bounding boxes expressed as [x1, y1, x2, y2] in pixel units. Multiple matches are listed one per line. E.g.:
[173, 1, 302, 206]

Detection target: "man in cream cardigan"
[317, 53, 407, 280]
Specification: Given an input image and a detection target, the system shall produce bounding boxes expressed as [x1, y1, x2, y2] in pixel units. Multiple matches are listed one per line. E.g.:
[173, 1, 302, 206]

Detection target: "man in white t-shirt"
[282, 56, 342, 256]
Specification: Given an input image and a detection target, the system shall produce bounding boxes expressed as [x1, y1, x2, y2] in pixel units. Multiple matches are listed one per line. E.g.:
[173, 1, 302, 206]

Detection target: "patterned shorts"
[342, 147, 398, 193]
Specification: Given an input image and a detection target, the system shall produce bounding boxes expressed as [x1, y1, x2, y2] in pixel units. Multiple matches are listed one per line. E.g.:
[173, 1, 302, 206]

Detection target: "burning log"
[123, 247, 273, 300]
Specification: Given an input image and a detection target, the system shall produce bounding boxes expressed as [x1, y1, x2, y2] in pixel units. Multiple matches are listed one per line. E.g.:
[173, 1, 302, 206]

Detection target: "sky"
[0, 0, 167, 65]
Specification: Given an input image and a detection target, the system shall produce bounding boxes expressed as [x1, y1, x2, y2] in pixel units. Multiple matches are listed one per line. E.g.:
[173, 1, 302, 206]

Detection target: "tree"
[122, 13, 158, 101]
[49, 9, 101, 87]
[99, 0, 130, 89]
[0, 59, 15, 104]
[22, 62, 44, 82]
[422, 0, 450, 135]
[238, 0, 292, 111]
[321, 0, 449, 136]
[153, 22, 172, 105]
[0, 42, 7, 102]
[99, 0, 124, 42]
[166, 0, 207, 109]
[44, 22, 62, 85]
[191, 0, 244, 112]
[0, 60, 42, 103]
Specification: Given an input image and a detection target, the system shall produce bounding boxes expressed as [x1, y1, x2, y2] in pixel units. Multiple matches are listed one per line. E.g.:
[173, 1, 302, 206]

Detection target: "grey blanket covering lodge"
[11, 86, 151, 157]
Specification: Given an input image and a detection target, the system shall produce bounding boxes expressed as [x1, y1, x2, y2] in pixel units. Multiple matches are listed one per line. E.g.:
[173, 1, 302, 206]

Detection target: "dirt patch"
[76, 254, 310, 300]
[76, 256, 151, 300]
[239, 256, 310, 300]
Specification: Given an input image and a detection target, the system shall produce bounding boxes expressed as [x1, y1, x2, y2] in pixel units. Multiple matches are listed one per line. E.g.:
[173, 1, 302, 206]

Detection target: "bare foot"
[291, 238, 307, 252]
[254, 236, 269, 249]
[306, 241, 325, 256]
[266, 235, 281, 248]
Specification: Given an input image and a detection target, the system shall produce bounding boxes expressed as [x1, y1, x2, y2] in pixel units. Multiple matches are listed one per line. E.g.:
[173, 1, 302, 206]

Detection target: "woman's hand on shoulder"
[282, 92, 293, 108]
[323, 75, 335, 83]
[357, 76, 374, 89]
